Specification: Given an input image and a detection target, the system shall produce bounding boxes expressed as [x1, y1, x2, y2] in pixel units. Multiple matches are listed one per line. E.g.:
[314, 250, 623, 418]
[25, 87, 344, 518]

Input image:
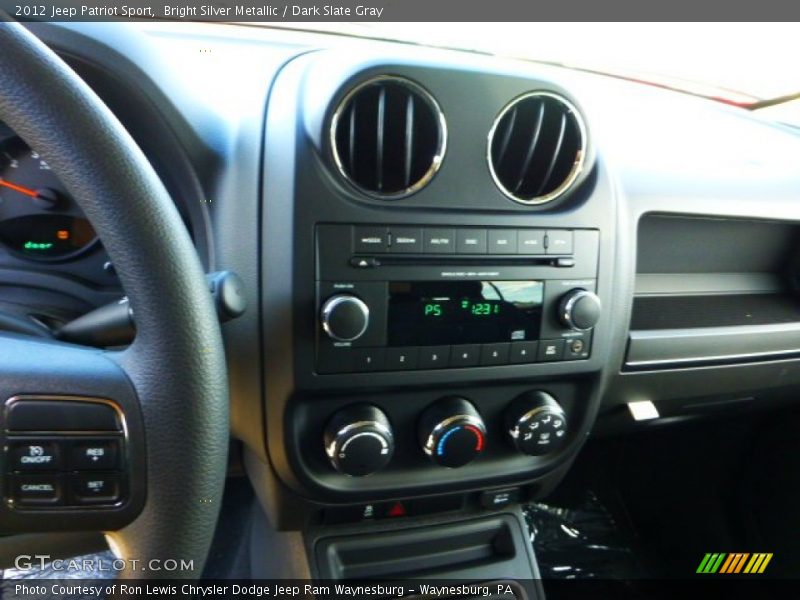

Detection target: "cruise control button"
[10, 441, 61, 472]
[538, 339, 565, 361]
[450, 345, 480, 367]
[354, 226, 389, 253]
[10, 475, 62, 506]
[390, 228, 422, 253]
[517, 230, 546, 254]
[480, 343, 510, 366]
[70, 439, 120, 471]
[509, 342, 539, 364]
[546, 230, 573, 254]
[423, 229, 455, 254]
[456, 229, 487, 254]
[488, 230, 518, 254]
[71, 474, 121, 505]
[419, 346, 451, 369]
[385, 347, 419, 370]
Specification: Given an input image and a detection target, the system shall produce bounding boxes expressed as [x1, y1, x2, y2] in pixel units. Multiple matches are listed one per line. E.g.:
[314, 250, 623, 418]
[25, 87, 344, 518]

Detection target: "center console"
[254, 47, 619, 583]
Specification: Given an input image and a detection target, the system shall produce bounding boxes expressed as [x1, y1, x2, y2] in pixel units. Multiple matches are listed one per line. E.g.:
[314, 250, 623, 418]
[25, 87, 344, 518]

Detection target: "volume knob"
[321, 294, 370, 341]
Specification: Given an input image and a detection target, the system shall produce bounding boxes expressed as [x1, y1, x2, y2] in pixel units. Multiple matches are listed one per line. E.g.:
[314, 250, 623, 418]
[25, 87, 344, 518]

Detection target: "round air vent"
[330, 76, 446, 199]
[488, 92, 586, 206]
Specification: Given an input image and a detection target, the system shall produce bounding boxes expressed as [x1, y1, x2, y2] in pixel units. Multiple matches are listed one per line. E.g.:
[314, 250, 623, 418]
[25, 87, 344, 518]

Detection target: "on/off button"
[10, 441, 61, 472]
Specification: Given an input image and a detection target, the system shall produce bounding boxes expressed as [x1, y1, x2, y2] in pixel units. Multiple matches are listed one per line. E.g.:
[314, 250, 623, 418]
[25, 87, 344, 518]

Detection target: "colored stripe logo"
[697, 553, 773, 574]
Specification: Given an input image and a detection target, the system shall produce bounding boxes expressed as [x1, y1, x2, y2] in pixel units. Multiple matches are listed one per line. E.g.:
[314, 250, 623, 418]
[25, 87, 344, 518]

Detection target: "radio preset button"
[352, 348, 386, 372]
[488, 230, 518, 254]
[546, 230, 574, 254]
[450, 345, 481, 367]
[509, 341, 539, 364]
[480, 343, 510, 366]
[354, 226, 389, 253]
[538, 340, 565, 361]
[517, 230, 546, 255]
[423, 229, 456, 254]
[390, 228, 422, 253]
[419, 346, 451, 369]
[456, 229, 487, 254]
[386, 347, 419, 370]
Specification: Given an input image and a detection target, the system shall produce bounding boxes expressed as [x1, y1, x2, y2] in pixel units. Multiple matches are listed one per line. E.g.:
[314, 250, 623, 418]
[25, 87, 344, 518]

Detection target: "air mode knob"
[324, 405, 394, 476]
[320, 294, 370, 341]
[419, 397, 486, 468]
[558, 289, 601, 331]
[505, 391, 568, 456]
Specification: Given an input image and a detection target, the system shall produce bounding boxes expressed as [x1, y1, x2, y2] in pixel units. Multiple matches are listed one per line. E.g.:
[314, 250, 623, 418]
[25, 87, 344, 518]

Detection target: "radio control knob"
[558, 289, 601, 331]
[321, 294, 370, 342]
[419, 397, 486, 468]
[505, 391, 568, 456]
[324, 405, 394, 476]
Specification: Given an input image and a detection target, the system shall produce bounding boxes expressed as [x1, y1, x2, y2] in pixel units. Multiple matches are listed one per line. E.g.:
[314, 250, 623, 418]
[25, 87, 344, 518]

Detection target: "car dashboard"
[3, 22, 800, 573]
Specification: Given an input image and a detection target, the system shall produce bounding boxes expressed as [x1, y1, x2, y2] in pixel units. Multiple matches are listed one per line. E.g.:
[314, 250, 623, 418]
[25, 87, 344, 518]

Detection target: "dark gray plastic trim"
[626, 323, 800, 369]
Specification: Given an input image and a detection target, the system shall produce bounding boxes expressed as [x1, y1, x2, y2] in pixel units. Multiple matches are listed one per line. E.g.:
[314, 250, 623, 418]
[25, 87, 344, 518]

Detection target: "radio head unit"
[315, 224, 600, 374]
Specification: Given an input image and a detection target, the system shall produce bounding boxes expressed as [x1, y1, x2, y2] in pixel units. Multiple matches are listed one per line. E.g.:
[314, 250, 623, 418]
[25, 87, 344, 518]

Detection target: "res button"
[70, 439, 120, 471]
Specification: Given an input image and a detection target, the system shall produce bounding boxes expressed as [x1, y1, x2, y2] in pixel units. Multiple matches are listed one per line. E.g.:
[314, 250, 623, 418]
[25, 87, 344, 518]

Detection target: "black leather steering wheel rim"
[0, 21, 228, 577]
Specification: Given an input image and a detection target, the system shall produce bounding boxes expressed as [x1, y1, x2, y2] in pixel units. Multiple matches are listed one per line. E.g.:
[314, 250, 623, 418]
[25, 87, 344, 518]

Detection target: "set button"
[71, 474, 121, 505]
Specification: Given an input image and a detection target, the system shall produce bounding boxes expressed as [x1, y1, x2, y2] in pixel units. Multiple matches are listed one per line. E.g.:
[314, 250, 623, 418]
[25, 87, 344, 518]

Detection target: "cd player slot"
[350, 255, 575, 268]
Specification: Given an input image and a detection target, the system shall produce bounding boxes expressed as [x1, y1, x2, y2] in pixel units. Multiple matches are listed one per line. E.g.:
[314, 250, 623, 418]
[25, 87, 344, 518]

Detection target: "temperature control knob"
[324, 405, 394, 476]
[558, 289, 601, 331]
[505, 391, 568, 456]
[419, 397, 486, 468]
[320, 294, 370, 341]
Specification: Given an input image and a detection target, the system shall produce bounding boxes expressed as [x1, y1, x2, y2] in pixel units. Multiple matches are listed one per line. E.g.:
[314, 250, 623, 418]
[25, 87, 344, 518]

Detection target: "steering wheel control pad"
[0, 337, 146, 534]
[4, 397, 129, 509]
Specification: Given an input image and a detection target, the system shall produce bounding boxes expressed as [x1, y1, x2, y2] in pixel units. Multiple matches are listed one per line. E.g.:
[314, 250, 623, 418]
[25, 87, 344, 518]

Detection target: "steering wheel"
[0, 22, 228, 577]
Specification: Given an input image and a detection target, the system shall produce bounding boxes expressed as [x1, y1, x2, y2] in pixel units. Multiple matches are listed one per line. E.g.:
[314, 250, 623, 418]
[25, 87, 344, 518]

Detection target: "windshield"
[259, 22, 800, 118]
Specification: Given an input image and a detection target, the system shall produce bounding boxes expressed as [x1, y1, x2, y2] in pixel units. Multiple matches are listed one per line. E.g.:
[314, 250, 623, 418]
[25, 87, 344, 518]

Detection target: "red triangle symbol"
[387, 502, 406, 517]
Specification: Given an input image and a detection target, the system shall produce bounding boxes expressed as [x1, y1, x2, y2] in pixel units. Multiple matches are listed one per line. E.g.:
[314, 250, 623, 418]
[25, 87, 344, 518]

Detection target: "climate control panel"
[321, 391, 569, 477]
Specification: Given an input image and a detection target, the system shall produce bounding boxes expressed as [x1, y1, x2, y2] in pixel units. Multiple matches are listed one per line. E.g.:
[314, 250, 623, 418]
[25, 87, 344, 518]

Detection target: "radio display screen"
[387, 280, 544, 346]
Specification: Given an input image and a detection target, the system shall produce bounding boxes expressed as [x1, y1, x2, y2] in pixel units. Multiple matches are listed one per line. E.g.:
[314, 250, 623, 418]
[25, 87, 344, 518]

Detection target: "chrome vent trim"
[487, 91, 587, 206]
[330, 76, 447, 200]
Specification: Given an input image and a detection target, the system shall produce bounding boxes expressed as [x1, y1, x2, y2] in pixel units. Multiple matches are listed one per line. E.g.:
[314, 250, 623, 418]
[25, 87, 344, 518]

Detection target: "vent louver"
[331, 76, 446, 199]
[488, 92, 586, 205]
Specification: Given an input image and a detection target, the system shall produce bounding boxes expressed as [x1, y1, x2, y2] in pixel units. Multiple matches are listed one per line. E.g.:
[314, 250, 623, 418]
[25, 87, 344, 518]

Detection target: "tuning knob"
[320, 294, 370, 341]
[505, 391, 568, 456]
[324, 405, 394, 476]
[419, 397, 486, 468]
[558, 289, 601, 331]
